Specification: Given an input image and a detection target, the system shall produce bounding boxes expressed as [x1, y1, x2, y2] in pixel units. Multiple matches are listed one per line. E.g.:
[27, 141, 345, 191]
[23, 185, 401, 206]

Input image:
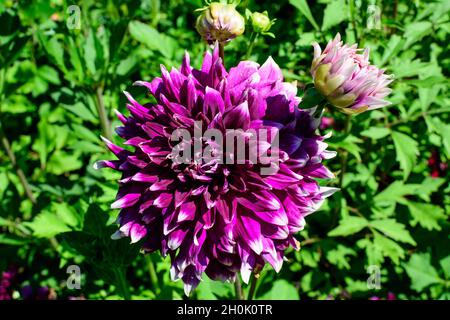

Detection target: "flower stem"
[234, 276, 244, 300]
[114, 268, 131, 300]
[150, 0, 160, 27]
[247, 273, 259, 300]
[94, 85, 112, 141]
[245, 32, 258, 60]
[145, 254, 159, 293]
[338, 115, 352, 188]
[219, 42, 225, 64]
[349, 0, 359, 41]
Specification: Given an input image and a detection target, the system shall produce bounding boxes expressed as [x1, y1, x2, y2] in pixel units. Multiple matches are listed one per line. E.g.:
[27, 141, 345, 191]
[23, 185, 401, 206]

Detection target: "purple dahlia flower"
[96, 46, 336, 295]
[311, 33, 393, 114]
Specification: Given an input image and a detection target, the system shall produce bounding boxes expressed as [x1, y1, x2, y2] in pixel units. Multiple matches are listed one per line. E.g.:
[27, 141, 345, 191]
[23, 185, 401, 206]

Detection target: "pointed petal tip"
[93, 161, 101, 170]
[111, 230, 124, 240]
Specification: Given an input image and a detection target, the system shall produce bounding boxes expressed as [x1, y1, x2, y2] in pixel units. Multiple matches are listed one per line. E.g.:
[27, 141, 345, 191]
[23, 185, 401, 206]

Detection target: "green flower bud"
[251, 11, 272, 33]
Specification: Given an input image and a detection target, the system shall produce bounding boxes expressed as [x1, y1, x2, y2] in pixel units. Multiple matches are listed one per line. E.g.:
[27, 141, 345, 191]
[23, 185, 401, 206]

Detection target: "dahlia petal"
[149, 179, 173, 191]
[261, 223, 289, 240]
[111, 230, 125, 240]
[255, 207, 288, 226]
[174, 190, 191, 208]
[223, 101, 250, 130]
[130, 223, 147, 243]
[302, 163, 335, 179]
[93, 160, 121, 170]
[178, 201, 196, 222]
[204, 86, 225, 117]
[259, 56, 283, 84]
[168, 227, 188, 250]
[114, 109, 128, 124]
[215, 198, 237, 223]
[100, 136, 128, 158]
[238, 215, 263, 255]
[236, 191, 281, 212]
[124, 136, 147, 146]
[131, 172, 158, 183]
[181, 50, 191, 76]
[261, 238, 283, 272]
[111, 193, 140, 209]
[202, 209, 216, 229]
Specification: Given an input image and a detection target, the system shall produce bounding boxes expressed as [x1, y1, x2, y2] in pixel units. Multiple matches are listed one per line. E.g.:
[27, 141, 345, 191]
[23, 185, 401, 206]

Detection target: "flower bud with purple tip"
[311, 33, 393, 115]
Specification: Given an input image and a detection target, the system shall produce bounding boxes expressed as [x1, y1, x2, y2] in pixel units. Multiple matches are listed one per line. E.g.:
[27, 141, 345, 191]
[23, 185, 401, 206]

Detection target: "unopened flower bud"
[311, 33, 393, 115]
[250, 11, 272, 33]
[196, 2, 245, 44]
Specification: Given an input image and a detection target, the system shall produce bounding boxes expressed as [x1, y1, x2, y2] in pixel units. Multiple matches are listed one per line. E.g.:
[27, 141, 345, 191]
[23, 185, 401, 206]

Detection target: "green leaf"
[261, 279, 299, 300]
[196, 277, 233, 300]
[357, 238, 384, 266]
[404, 201, 446, 231]
[439, 255, 450, 279]
[361, 127, 390, 139]
[84, 29, 98, 76]
[326, 245, 356, 270]
[405, 76, 448, 88]
[25, 211, 72, 238]
[67, 37, 84, 82]
[52, 202, 80, 228]
[428, 118, 450, 157]
[404, 253, 443, 291]
[328, 135, 362, 162]
[47, 151, 83, 175]
[61, 101, 97, 123]
[322, 0, 347, 31]
[83, 204, 109, 237]
[373, 233, 405, 264]
[391, 131, 419, 180]
[40, 35, 66, 71]
[371, 219, 416, 245]
[380, 35, 405, 67]
[0, 35, 30, 67]
[0, 234, 28, 246]
[84, 27, 105, 80]
[417, 177, 445, 202]
[128, 21, 175, 59]
[373, 181, 420, 203]
[38, 65, 60, 85]
[328, 216, 368, 237]
[289, 0, 320, 31]
[404, 21, 433, 48]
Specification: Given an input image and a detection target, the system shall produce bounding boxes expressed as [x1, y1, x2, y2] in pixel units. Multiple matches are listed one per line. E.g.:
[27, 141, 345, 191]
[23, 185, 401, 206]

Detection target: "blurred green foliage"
[0, 0, 449, 300]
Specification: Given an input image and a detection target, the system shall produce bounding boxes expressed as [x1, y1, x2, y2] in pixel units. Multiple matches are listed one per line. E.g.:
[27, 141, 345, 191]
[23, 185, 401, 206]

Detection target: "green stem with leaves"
[0, 68, 36, 204]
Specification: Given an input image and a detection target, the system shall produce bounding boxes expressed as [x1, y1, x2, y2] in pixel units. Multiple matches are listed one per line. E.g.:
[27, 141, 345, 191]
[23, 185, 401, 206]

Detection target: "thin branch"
[0, 124, 36, 204]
